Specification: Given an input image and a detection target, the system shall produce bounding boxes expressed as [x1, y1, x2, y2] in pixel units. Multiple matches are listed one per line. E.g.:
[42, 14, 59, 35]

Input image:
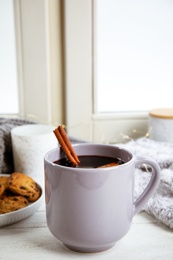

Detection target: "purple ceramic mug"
[44, 143, 160, 253]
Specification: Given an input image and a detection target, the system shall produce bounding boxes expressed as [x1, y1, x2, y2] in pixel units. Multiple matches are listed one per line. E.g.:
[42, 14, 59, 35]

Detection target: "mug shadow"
[31, 233, 116, 258]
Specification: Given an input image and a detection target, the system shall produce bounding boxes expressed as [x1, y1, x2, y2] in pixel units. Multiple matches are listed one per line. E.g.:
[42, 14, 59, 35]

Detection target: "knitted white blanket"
[0, 118, 35, 174]
[118, 137, 173, 229]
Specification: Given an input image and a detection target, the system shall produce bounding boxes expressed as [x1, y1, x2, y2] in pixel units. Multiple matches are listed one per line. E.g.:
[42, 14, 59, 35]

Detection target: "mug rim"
[44, 143, 133, 171]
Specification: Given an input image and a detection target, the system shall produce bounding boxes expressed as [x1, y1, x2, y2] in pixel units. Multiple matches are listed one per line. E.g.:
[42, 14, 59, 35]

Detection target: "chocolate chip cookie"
[8, 172, 41, 202]
[0, 176, 9, 196]
[0, 195, 28, 214]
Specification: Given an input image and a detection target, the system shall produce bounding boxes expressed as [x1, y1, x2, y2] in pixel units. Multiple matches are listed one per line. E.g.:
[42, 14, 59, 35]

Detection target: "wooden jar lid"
[149, 108, 173, 119]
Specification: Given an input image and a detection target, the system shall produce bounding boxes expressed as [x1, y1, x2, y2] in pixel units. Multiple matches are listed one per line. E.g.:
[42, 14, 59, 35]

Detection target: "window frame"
[12, 0, 148, 143]
[64, 0, 148, 143]
[12, 0, 64, 126]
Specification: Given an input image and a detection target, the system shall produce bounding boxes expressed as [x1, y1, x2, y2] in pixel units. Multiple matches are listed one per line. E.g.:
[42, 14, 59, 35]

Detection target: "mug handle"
[133, 156, 160, 215]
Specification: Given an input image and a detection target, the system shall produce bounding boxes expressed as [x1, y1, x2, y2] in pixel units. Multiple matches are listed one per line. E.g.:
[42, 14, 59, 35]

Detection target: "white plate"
[0, 174, 43, 227]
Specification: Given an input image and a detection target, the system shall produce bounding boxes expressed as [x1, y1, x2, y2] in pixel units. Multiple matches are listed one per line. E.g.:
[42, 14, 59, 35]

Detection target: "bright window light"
[94, 0, 173, 113]
[0, 0, 18, 114]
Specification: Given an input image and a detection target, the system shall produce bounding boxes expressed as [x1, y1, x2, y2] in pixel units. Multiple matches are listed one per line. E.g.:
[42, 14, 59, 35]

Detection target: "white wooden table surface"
[1, 196, 173, 260]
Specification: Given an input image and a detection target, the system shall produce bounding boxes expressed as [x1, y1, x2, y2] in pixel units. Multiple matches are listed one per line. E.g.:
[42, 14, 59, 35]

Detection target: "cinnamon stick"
[53, 125, 80, 166]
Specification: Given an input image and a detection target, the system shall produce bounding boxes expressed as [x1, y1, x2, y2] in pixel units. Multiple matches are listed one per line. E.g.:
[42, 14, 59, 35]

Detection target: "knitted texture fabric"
[117, 137, 173, 229]
[0, 118, 35, 174]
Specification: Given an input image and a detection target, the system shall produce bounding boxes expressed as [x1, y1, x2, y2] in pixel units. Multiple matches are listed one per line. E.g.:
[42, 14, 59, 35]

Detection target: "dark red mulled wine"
[54, 155, 125, 168]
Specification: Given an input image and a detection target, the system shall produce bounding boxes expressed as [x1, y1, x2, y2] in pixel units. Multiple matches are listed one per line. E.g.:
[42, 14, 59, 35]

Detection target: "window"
[1, 0, 63, 126]
[3, 1, 172, 144]
[0, 0, 18, 114]
[64, 0, 148, 143]
[95, 0, 173, 113]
